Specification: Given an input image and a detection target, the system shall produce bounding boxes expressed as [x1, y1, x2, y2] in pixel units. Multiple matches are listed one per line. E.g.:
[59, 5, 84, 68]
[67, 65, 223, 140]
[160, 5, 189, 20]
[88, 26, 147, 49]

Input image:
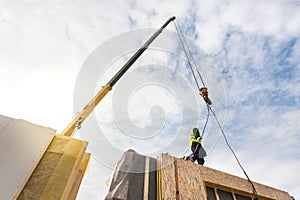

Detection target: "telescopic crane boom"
[61, 16, 176, 137]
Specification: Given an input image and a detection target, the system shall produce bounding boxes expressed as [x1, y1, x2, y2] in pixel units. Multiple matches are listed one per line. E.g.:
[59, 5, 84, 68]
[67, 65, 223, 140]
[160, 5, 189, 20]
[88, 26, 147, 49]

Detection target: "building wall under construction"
[158, 153, 292, 200]
[106, 150, 293, 200]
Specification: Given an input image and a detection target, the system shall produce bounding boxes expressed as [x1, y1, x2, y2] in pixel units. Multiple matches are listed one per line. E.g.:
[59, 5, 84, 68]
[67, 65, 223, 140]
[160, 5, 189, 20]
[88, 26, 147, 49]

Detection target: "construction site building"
[106, 150, 293, 200]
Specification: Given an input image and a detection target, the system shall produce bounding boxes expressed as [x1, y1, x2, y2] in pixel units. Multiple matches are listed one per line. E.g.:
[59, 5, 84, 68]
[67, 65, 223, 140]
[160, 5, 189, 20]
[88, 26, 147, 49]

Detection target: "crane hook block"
[199, 87, 212, 105]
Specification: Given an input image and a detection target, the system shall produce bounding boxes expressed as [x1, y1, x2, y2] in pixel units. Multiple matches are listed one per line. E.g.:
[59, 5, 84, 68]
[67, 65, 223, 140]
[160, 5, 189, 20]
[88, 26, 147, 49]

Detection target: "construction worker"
[188, 128, 206, 165]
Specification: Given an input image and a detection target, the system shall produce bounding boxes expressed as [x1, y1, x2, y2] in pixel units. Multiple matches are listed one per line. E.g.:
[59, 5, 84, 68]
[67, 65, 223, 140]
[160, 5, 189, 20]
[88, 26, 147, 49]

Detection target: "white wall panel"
[0, 115, 55, 200]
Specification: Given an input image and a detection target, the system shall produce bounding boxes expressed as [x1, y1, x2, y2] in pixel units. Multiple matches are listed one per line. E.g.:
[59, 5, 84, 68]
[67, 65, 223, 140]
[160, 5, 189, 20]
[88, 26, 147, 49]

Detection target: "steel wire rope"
[174, 21, 206, 88]
[174, 21, 211, 137]
[173, 20, 259, 200]
[174, 20, 210, 158]
[174, 21, 201, 90]
[201, 104, 210, 138]
[208, 105, 259, 199]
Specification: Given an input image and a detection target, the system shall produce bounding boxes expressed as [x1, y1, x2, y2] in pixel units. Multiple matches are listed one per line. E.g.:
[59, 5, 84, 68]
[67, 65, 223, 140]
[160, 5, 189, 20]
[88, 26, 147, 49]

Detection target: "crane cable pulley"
[174, 20, 259, 199]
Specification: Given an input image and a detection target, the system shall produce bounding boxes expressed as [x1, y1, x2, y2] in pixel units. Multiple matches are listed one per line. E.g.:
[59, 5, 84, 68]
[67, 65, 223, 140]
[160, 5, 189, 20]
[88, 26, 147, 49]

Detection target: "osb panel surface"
[160, 154, 292, 200]
[160, 154, 176, 199]
[177, 159, 206, 200]
[199, 165, 292, 200]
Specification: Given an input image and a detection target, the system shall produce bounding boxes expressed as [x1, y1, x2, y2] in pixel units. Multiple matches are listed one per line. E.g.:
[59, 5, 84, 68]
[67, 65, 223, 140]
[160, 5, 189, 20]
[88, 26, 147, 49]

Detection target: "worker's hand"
[197, 137, 201, 141]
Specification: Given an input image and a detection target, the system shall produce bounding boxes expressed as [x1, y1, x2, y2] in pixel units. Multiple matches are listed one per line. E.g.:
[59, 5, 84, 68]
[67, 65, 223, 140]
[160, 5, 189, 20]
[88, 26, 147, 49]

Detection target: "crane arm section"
[61, 85, 112, 137]
[61, 16, 176, 137]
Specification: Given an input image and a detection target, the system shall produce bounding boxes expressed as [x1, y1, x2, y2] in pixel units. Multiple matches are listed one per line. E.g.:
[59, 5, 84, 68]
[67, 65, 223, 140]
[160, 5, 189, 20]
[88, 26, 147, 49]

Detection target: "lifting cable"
[174, 21, 212, 107]
[201, 104, 210, 138]
[173, 20, 212, 137]
[174, 21, 201, 89]
[208, 106, 258, 199]
[173, 20, 259, 200]
[174, 21, 206, 88]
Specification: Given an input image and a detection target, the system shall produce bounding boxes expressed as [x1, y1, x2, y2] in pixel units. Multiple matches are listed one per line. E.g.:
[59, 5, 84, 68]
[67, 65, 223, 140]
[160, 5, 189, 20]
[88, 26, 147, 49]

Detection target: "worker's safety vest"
[189, 129, 202, 146]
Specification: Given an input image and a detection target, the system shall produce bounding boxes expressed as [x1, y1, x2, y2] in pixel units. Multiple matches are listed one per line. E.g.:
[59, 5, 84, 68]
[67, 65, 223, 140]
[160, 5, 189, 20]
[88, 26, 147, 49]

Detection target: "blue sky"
[0, 0, 299, 199]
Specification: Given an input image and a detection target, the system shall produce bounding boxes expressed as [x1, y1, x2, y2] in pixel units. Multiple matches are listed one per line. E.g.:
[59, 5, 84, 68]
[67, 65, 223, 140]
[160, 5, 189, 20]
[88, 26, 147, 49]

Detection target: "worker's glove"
[197, 137, 202, 141]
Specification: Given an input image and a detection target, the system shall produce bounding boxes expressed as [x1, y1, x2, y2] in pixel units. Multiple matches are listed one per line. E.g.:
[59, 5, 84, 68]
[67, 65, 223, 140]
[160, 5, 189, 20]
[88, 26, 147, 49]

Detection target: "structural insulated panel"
[17, 135, 88, 200]
[0, 115, 55, 200]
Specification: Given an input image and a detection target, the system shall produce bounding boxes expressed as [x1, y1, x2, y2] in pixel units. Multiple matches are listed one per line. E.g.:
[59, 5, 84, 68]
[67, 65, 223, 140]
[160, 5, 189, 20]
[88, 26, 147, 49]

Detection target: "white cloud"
[1, 0, 299, 199]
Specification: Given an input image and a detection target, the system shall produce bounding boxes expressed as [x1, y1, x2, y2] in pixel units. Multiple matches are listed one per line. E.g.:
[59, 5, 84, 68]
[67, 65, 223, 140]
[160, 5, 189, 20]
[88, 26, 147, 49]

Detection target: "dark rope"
[173, 19, 259, 200]
[174, 21, 206, 87]
[201, 104, 210, 138]
[174, 21, 200, 89]
[208, 105, 259, 199]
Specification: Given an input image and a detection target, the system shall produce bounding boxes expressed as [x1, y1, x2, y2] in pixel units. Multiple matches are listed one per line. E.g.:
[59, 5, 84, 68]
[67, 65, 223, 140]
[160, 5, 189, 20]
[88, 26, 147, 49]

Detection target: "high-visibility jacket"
[189, 128, 202, 146]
